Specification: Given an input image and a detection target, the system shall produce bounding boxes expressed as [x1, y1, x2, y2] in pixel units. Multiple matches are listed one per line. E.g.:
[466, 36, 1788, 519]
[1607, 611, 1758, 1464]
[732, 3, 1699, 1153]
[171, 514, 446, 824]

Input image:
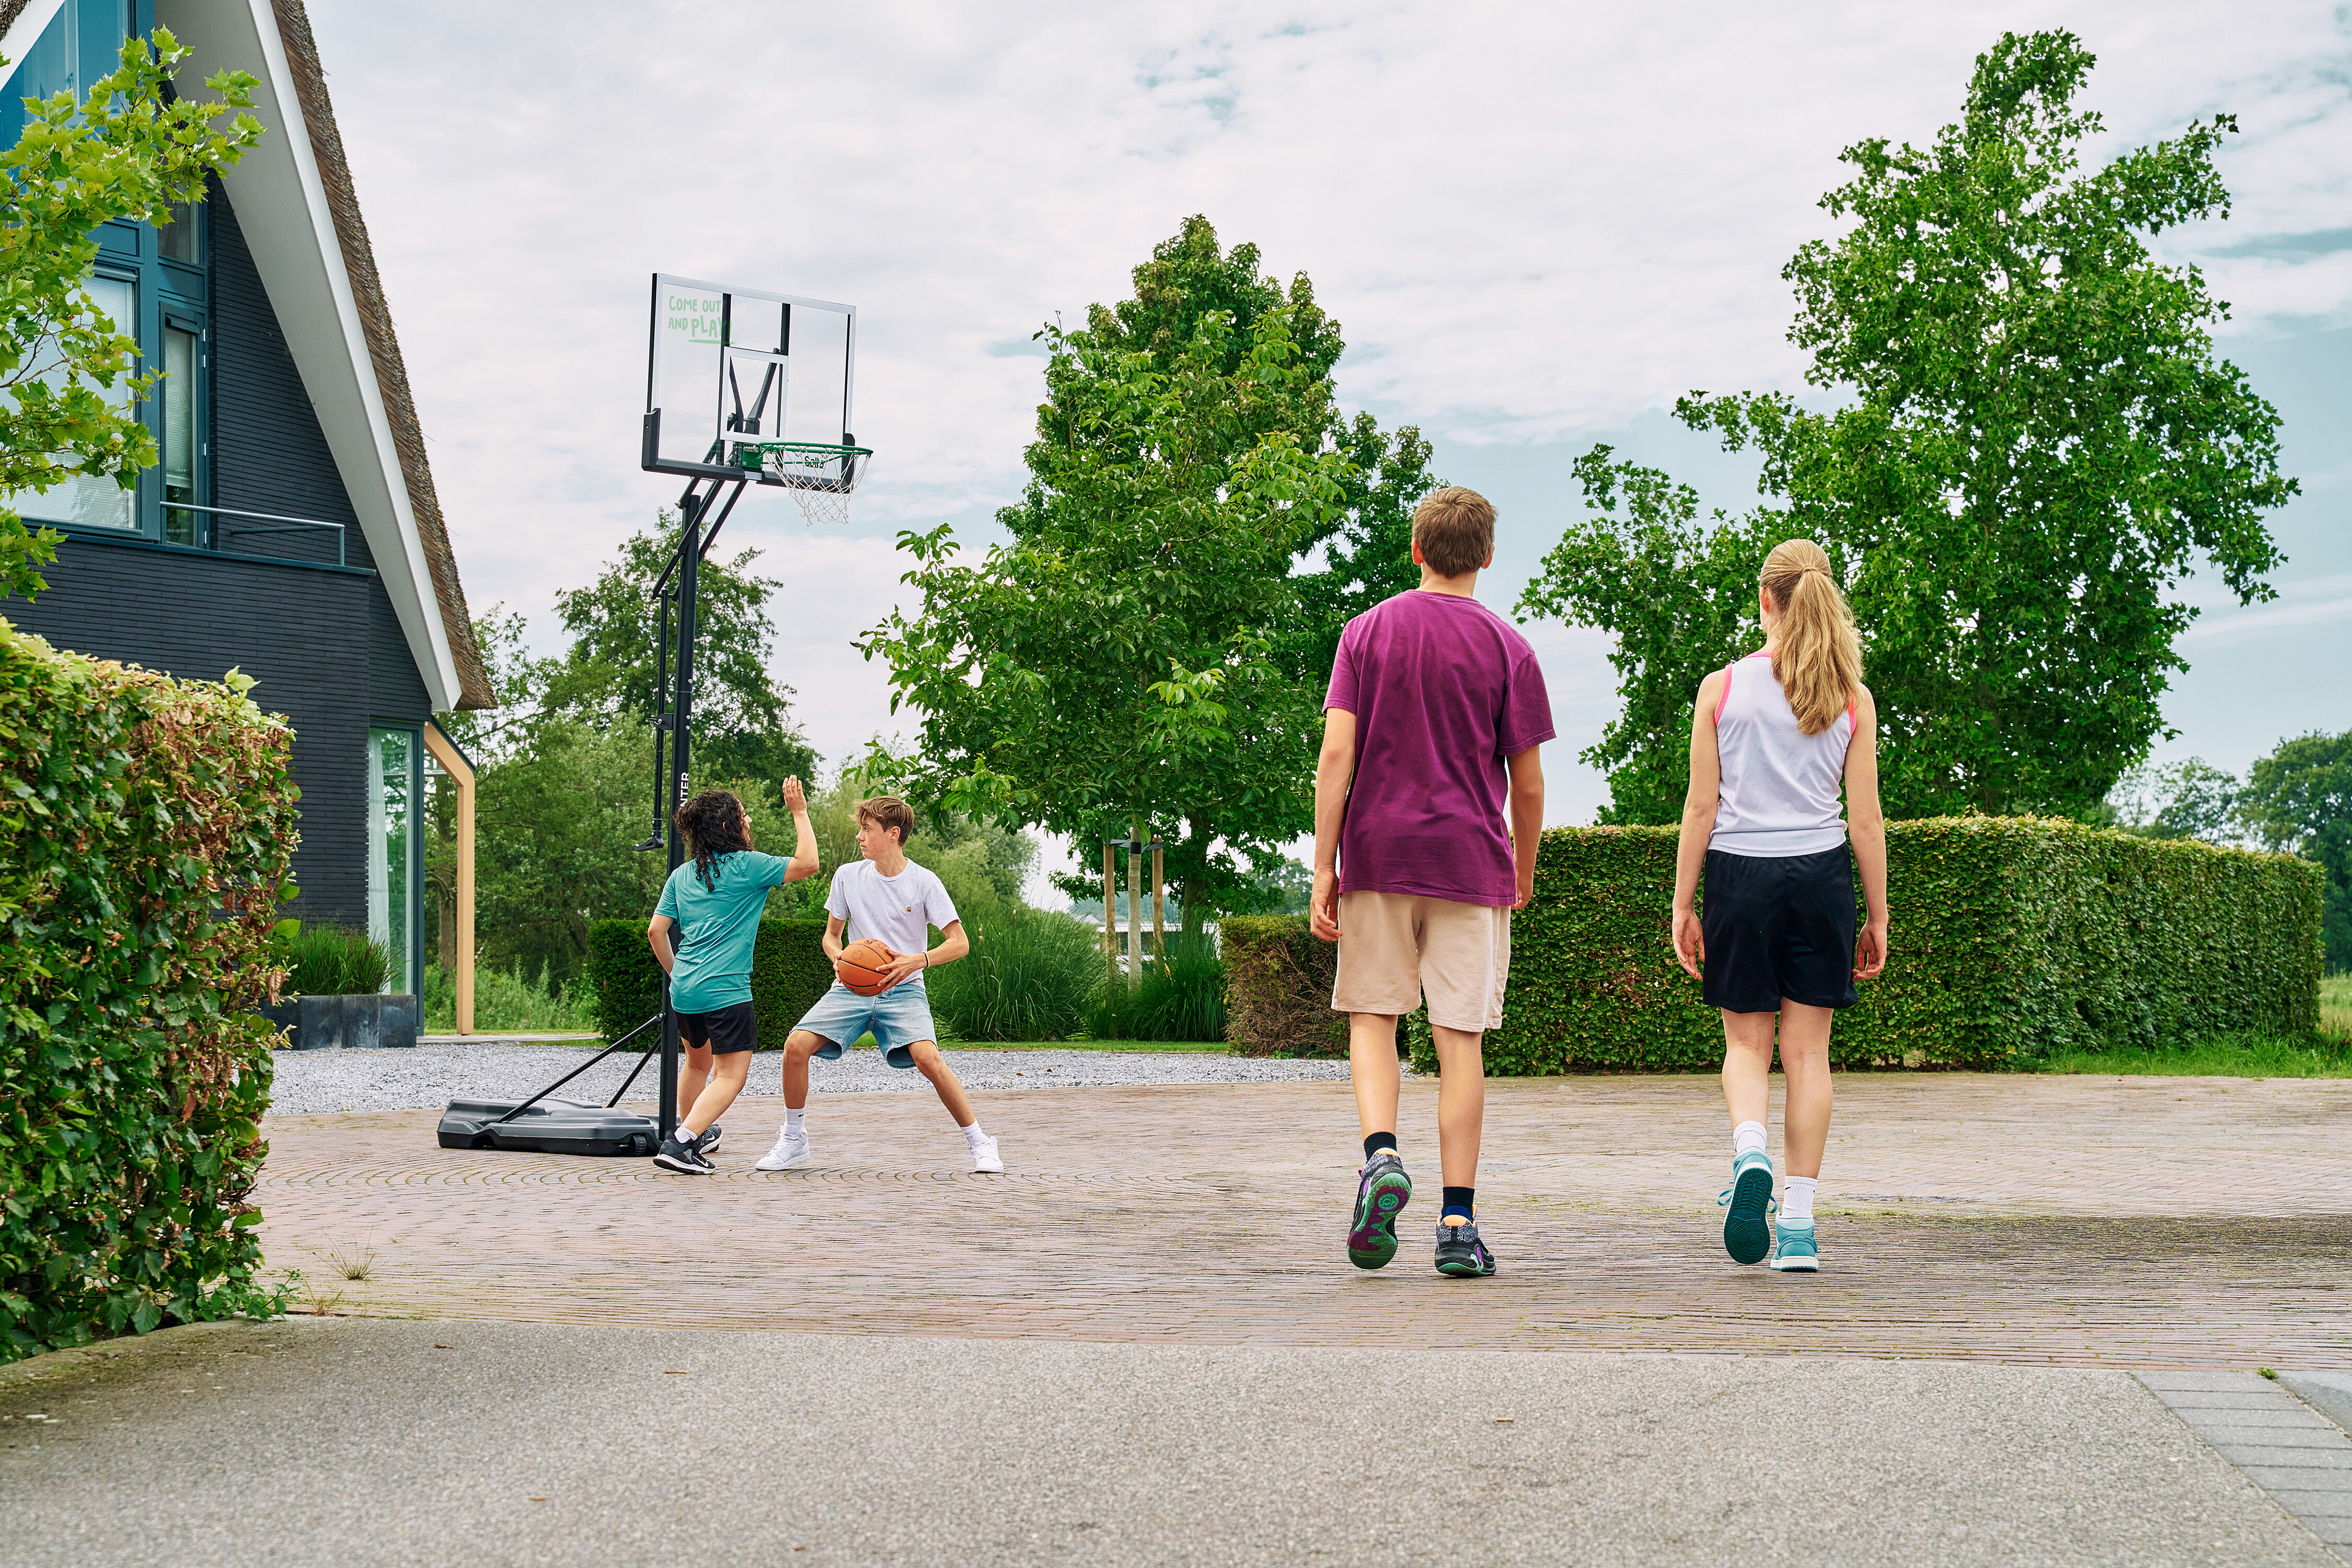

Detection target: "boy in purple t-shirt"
[1311, 487, 1552, 1278]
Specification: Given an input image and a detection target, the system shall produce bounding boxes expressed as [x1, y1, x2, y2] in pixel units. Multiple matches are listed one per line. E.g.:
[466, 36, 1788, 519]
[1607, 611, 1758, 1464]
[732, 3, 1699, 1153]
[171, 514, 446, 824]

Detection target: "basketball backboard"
[642, 274, 860, 491]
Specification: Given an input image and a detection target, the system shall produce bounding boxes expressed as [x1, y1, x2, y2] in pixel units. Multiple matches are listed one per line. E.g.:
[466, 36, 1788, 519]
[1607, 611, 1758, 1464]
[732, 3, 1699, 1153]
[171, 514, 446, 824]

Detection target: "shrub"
[584, 916, 832, 1048]
[1221, 915, 1345, 1057]
[420, 962, 598, 1034]
[1, 624, 297, 1361]
[1092, 932, 1227, 1043]
[276, 921, 390, 996]
[929, 907, 1101, 1042]
[1219, 821, 2323, 1075]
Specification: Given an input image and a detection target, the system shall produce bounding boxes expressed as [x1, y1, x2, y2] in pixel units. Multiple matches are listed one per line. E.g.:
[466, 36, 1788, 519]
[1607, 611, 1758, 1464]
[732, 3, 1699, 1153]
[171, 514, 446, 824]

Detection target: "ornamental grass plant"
[276, 921, 390, 996]
[928, 907, 1102, 1043]
[1091, 933, 1227, 1044]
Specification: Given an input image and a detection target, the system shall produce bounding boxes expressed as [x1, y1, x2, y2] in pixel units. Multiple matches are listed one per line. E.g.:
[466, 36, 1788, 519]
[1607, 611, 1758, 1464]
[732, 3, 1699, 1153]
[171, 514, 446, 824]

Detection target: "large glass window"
[160, 324, 197, 544]
[9, 273, 141, 531]
[368, 728, 421, 996]
[157, 200, 199, 265]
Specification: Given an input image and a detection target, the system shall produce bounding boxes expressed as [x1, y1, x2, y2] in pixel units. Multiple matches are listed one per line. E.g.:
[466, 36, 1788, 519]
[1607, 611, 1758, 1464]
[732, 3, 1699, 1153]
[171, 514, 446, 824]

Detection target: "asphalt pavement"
[2, 1318, 2342, 1568]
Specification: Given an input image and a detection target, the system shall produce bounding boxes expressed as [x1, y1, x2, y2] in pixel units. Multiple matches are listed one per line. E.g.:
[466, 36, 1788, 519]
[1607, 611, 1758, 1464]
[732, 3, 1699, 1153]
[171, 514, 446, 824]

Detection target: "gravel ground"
[267, 1040, 1373, 1114]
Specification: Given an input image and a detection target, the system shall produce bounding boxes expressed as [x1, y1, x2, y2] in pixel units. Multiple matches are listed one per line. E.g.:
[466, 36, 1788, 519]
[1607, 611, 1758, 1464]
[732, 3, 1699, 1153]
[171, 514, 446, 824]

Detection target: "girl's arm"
[1671, 670, 1727, 980]
[1845, 686, 1890, 979]
[779, 775, 820, 882]
[647, 913, 677, 976]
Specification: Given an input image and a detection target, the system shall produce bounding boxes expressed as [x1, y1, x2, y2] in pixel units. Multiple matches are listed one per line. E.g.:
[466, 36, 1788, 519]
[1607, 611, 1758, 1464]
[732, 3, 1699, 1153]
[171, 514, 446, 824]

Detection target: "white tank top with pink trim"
[1708, 652, 1853, 857]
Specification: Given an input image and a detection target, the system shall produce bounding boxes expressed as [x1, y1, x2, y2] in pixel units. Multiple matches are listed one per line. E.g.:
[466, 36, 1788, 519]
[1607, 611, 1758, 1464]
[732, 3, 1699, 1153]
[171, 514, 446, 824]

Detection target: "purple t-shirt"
[1324, 590, 1554, 906]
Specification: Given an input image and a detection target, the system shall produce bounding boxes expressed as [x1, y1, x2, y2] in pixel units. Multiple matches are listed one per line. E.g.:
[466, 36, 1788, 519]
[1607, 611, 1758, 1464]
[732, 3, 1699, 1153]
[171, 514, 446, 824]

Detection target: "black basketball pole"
[659, 482, 706, 1144]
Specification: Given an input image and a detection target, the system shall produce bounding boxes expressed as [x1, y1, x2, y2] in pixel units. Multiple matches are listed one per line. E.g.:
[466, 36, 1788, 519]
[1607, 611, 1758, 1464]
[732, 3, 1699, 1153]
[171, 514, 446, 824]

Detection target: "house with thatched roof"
[0, 0, 494, 1008]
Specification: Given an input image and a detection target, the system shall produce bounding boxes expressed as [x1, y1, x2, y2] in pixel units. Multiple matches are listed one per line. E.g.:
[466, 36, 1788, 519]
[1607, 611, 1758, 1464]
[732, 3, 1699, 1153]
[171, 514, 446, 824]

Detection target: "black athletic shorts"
[677, 1000, 758, 1054]
[1700, 845, 1860, 1013]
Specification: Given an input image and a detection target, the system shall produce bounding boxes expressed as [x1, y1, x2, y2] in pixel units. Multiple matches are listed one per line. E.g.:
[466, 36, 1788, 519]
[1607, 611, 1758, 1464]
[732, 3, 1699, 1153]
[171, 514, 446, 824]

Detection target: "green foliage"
[584, 917, 831, 1050]
[2241, 731, 2352, 972]
[1517, 450, 1780, 823]
[1091, 934, 1227, 1043]
[0, 621, 296, 1361]
[2104, 758, 2245, 843]
[1279, 418, 1441, 686]
[274, 921, 389, 997]
[927, 907, 1102, 1042]
[541, 523, 815, 787]
[1520, 32, 2296, 823]
[862, 218, 1422, 925]
[1220, 915, 1345, 1057]
[420, 963, 597, 1035]
[1398, 821, 2319, 1075]
[0, 31, 261, 599]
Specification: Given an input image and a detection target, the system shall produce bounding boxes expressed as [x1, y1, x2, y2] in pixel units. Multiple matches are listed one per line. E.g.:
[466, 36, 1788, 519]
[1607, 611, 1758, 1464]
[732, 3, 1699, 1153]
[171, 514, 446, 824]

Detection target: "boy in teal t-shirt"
[646, 780, 818, 1173]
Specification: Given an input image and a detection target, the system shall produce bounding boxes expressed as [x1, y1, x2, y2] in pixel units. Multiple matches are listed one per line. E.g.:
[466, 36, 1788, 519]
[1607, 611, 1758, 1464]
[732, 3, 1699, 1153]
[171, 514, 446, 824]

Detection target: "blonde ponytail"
[1760, 539, 1861, 736]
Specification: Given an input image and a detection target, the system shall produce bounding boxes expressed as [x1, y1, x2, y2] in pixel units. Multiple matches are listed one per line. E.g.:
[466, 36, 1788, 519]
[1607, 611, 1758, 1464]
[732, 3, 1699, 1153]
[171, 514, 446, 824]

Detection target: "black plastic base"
[437, 1097, 658, 1157]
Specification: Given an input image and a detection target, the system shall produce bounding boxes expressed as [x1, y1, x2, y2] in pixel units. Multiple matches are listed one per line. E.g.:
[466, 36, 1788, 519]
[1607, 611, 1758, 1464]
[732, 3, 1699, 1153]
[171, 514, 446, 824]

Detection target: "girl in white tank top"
[1668, 541, 1890, 1277]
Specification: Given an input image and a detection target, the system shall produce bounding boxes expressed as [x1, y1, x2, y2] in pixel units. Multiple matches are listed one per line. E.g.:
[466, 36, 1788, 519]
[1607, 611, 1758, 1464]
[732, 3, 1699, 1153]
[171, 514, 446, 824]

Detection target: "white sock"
[1782, 1177, 1817, 1222]
[1732, 1121, 1767, 1159]
[962, 1122, 988, 1146]
[785, 1108, 805, 1134]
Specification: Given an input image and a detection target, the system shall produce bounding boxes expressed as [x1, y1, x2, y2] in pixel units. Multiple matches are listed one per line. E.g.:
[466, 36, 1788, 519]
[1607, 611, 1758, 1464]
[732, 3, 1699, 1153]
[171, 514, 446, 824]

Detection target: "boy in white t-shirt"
[754, 795, 1003, 1174]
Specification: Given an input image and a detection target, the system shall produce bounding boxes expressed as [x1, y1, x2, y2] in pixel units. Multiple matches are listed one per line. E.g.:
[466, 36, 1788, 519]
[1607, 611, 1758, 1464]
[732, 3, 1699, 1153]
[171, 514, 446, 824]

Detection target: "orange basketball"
[837, 937, 894, 997]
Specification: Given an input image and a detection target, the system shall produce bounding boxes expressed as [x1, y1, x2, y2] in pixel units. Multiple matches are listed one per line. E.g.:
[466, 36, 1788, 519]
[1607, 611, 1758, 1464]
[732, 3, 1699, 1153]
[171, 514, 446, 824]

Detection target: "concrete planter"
[258, 993, 420, 1051]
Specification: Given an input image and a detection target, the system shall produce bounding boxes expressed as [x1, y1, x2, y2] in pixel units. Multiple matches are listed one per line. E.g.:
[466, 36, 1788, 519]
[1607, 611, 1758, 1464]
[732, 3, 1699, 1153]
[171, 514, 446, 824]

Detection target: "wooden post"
[1126, 817, 1145, 985]
[1103, 840, 1117, 984]
[421, 721, 476, 1036]
[1151, 841, 1165, 959]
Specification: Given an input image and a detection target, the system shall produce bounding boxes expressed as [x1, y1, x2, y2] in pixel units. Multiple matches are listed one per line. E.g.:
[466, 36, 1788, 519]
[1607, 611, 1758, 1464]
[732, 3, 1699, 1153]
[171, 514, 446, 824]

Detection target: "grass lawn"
[2030, 977, 2352, 1077]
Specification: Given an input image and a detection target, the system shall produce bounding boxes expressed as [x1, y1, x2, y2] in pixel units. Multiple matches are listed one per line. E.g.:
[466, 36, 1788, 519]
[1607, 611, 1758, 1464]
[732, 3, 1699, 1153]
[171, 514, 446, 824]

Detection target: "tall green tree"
[0, 32, 260, 598]
[1521, 31, 2297, 822]
[544, 520, 815, 787]
[864, 220, 1358, 926]
[2239, 732, 2351, 973]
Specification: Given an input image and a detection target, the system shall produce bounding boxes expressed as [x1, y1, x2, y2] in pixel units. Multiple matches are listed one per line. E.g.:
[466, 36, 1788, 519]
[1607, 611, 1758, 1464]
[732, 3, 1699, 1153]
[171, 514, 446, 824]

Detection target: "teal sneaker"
[1717, 1149, 1776, 1266]
[1770, 1217, 1819, 1272]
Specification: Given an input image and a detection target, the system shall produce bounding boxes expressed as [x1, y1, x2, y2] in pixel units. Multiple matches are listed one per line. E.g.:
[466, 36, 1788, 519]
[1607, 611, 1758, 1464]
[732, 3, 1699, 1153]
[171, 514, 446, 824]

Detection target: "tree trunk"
[1125, 814, 1145, 986]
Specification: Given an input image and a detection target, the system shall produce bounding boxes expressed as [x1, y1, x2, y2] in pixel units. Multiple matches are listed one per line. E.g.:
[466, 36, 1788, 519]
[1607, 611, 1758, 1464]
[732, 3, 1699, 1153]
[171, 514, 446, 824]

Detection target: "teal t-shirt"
[655, 850, 797, 1014]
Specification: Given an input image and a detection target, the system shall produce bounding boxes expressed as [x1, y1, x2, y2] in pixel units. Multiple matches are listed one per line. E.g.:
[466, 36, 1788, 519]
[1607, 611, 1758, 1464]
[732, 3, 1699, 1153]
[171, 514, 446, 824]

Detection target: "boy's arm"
[647, 913, 677, 976]
[878, 917, 969, 991]
[1507, 744, 1544, 909]
[822, 913, 848, 966]
[1310, 707, 1357, 942]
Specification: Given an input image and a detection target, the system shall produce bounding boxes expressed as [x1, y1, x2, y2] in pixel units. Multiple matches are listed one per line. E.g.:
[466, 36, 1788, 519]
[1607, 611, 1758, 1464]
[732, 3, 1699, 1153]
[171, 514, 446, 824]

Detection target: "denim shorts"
[792, 979, 939, 1069]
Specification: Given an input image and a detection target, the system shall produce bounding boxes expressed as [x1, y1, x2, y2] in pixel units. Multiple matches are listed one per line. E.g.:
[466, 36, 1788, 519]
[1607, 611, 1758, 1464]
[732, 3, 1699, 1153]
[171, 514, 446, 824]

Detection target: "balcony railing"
[162, 502, 350, 568]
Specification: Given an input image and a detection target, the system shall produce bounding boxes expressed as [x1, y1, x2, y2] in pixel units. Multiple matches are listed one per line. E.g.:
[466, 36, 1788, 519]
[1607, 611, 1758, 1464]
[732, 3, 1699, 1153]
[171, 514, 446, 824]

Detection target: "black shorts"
[1700, 846, 1859, 1013]
[677, 1000, 758, 1054]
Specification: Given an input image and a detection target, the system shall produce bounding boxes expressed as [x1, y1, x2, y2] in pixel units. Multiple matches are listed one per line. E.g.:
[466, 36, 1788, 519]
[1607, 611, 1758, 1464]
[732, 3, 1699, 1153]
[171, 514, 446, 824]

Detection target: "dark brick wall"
[4, 537, 374, 927]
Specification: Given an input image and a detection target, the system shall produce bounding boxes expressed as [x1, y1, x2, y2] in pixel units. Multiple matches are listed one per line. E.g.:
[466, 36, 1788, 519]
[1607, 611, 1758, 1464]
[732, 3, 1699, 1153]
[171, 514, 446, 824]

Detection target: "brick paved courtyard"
[256, 1074, 2352, 1368]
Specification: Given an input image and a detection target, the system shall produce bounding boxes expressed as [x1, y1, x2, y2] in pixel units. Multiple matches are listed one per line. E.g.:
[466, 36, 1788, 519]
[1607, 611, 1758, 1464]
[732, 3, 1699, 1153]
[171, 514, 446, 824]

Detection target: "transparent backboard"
[643, 274, 857, 485]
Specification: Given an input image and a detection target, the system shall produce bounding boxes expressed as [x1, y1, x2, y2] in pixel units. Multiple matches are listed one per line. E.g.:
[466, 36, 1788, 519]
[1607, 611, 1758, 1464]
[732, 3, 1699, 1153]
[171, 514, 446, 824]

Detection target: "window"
[160, 323, 198, 544]
[157, 201, 199, 266]
[11, 273, 141, 531]
[368, 728, 422, 996]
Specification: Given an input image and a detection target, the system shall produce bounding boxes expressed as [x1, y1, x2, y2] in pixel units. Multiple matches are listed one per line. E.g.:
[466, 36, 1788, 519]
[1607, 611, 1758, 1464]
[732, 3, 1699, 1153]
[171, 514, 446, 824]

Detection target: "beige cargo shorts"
[1331, 890, 1512, 1033]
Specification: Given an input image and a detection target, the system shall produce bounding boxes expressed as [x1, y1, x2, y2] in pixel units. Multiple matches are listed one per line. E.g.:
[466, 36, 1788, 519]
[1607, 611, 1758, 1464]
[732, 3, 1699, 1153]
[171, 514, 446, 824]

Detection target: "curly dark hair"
[674, 789, 751, 891]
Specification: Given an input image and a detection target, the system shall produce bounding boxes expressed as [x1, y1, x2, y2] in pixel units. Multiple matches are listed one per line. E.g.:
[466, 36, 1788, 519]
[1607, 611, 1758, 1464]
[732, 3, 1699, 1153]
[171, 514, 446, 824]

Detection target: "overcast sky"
[308, 1, 2351, 869]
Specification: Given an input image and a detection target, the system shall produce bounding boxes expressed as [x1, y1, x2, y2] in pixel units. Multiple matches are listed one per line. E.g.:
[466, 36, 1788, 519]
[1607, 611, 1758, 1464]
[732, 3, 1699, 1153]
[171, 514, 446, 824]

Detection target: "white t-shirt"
[825, 858, 960, 965]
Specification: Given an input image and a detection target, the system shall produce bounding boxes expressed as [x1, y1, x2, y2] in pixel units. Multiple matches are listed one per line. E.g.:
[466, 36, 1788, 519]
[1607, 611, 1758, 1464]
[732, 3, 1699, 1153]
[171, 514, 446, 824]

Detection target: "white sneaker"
[969, 1134, 1004, 1174]
[755, 1125, 810, 1171]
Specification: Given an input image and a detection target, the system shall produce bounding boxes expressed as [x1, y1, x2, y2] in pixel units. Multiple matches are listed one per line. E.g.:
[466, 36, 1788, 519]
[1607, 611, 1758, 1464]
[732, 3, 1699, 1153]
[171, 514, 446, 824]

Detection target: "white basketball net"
[739, 441, 872, 528]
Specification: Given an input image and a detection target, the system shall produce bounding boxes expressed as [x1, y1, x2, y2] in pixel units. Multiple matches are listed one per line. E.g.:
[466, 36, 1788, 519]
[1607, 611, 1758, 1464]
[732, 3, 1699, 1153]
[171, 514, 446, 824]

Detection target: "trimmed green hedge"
[1217, 820, 2321, 1076]
[2, 622, 297, 1361]
[584, 915, 833, 1049]
[1222, 915, 1345, 1057]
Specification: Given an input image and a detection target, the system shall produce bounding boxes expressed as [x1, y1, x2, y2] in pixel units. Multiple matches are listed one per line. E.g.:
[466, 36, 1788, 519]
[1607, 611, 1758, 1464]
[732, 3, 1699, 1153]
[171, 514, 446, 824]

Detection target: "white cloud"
[302, 0, 2352, 783]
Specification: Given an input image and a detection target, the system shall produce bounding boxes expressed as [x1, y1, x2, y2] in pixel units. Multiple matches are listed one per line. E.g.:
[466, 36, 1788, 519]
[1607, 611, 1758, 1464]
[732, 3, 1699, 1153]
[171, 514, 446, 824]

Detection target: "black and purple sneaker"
[1434, 1220, 1497, 1277]
[1346, 1152, 1413, 1270]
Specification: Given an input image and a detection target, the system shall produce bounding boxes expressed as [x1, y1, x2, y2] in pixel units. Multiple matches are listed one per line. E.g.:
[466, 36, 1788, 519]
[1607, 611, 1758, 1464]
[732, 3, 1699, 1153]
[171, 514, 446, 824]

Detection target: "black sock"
[1363, 1132, 1398, 1160]
[1442, 1186, 1474, 1222]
